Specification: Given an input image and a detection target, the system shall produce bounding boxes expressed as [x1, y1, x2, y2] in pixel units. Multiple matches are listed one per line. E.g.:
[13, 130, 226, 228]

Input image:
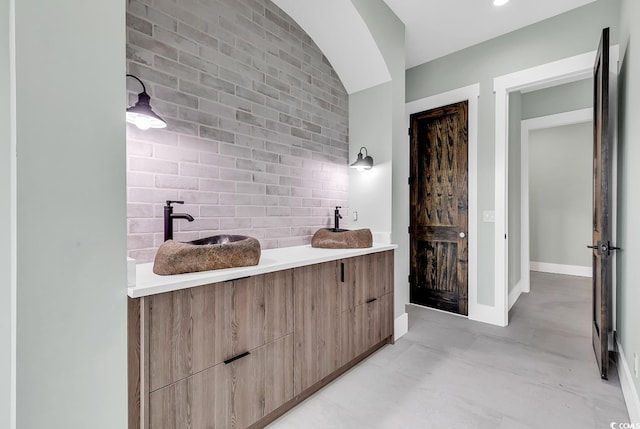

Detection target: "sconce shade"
[126, 74, 167, 130]
[350, 146, 374, 171]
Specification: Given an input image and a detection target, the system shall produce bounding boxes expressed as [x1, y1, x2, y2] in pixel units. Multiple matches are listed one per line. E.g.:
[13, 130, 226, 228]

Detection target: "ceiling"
[383, 0, 597, 69]
[273, 0, 391, 94]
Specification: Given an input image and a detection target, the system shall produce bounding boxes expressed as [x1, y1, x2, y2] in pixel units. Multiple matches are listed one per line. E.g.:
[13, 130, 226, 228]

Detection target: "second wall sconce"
[350, 146, 374, 171]
[126, 74, 167, 130]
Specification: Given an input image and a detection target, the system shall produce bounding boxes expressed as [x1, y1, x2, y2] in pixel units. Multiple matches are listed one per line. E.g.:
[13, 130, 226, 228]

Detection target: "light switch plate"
[483, 210, 496, 222]
[352, 210, 358, 222]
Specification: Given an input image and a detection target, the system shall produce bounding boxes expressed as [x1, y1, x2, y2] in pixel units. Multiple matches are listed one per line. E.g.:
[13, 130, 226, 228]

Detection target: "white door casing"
[494, 47, 619, 327]
[406, 84, 483, 323]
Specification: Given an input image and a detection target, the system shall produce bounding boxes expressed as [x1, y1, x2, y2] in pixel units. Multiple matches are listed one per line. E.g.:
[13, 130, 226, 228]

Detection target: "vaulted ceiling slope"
[273, 0, 391, 94]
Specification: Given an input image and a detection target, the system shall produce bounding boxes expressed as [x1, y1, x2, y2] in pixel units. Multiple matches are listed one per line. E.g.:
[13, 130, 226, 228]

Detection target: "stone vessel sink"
[311, 228, 373, 249]
[153, 235, 261, 275]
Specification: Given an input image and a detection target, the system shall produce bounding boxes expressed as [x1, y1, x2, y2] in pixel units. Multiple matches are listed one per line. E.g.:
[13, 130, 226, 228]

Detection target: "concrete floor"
[268, 271, 630, 428]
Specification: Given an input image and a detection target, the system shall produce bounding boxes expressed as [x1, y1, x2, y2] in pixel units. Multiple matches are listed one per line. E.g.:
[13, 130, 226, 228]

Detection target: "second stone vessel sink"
[153, 235, 261, 275]
[311, 228, 373, 249]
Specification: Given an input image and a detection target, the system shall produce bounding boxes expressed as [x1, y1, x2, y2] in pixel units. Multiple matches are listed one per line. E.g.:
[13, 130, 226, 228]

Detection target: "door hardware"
[587, 241, 620, 256]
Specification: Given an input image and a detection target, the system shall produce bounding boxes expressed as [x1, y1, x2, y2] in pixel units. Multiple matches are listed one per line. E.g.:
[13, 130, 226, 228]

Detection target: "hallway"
[269, 272, 629, 428]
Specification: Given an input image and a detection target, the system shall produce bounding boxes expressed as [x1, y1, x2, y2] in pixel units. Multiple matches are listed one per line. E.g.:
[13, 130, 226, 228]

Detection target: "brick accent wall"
[126, 0, 349, 262]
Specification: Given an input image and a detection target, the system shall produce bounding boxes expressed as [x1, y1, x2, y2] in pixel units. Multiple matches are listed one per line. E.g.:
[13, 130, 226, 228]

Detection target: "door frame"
[515, 107, 593, 307]
[405, 84, 481, 322]
[494, 47, 619, 327]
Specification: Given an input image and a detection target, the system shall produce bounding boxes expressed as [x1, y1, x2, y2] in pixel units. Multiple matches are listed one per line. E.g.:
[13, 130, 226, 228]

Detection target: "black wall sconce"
[126, 74, 167, 130]
[350, 146, 374, 171]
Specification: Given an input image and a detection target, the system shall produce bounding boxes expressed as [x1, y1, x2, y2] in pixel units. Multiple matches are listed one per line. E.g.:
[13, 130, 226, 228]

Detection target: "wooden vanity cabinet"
[129, 250, 394, 429]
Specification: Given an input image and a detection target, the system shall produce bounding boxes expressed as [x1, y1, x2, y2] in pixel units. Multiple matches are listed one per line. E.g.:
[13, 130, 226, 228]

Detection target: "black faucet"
[164, 200, 194, 241]
[334, 206, 343, 231]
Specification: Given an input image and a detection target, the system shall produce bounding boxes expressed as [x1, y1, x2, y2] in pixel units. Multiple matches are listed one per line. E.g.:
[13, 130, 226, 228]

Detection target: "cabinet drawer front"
[148, 270, 293, 391]
[363, 292, 393, 349]
[341, 251, 394, 311]
[192, 272, 293, 374]
[340, 292, 393, 366]
[149, 335, 294, 429]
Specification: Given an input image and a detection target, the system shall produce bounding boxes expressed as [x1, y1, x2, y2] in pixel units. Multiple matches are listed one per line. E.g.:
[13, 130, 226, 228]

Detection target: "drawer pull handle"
[224, 276, 251, 283]
[224, 351, 250, 365]
[366, 298, 378, 304]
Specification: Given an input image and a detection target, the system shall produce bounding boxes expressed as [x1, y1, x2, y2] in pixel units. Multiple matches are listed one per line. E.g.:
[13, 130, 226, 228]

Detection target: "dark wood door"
[591, 27, 616, 380]
[410, 101, 469, 315]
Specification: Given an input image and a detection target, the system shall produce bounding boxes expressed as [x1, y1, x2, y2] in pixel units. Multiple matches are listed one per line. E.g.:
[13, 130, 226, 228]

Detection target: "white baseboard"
[530, 261, 592, 277]
[509, 280, 523, 310]
[617, 340, 640, 423]
[468, 303, 507, 327]
[394, 313, 408, 340]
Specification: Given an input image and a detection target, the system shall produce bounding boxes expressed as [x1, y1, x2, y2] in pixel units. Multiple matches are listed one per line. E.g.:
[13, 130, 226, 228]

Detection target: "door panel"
[410, 101, 469, 315]
[591, 27, 613, 380]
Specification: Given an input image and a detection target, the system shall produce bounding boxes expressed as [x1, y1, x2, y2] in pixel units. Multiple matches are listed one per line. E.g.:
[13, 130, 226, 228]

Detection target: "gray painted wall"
[349, 83, 392, 233]
[350, 0, 406, 318]
[15, 0, 127, 427]
[617, 0, 640, 405]
[522, 79, 593, 120]
[406, 0, 620, 305]
[509, 80, 593, 290]
[529, 123, 592, 267]
[508, 92, 522, 292]
[126, 0, 350, 262]
[1, 0, 11, 425]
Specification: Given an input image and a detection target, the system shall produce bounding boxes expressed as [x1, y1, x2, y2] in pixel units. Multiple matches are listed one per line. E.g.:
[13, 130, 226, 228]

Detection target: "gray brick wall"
[126, 0, 349, 262]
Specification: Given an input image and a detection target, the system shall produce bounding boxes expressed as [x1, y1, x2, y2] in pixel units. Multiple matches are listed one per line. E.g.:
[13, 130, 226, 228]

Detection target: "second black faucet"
[334, 206, 343, 231]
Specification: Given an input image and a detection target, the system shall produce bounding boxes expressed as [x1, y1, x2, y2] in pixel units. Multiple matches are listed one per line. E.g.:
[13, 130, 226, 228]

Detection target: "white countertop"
[128, 243, 397, 298]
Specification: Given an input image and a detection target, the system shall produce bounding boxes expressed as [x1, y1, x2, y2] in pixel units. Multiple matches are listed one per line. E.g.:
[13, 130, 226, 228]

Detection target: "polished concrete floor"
[268, 272, 629, 428]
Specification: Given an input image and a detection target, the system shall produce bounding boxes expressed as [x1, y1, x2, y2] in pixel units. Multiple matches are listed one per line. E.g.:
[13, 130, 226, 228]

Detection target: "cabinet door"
[340, 251, 394, 312]
[148, 289, 192, 392]
[149, 334, 294, 429]
[293, 262, 341, 395]
[339, 256, 358, 311]
[372, 251, 394, 298]
[340, 254, 373, 311]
